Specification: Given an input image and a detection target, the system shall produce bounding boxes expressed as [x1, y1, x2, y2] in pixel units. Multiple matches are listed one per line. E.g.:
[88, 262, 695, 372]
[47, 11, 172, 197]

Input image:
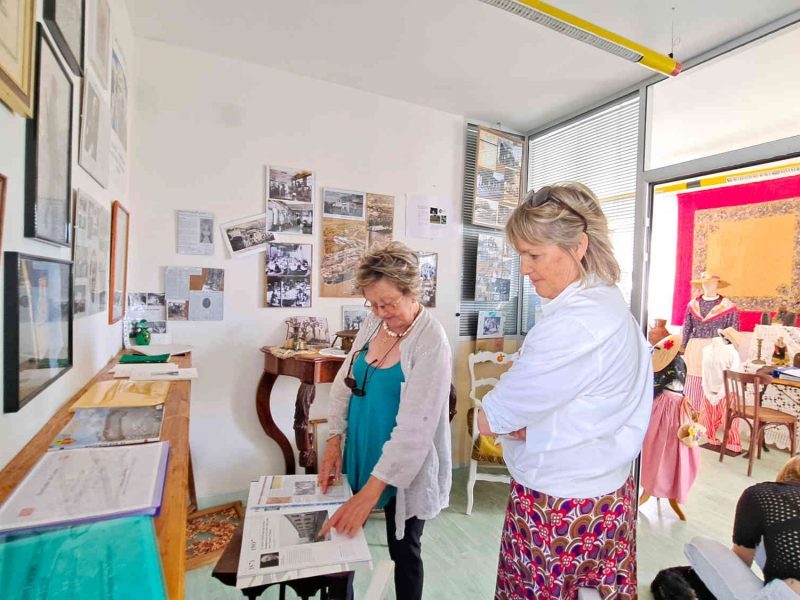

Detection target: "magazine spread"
[237, 475, 371, 588]
[48, 406, 165, 450]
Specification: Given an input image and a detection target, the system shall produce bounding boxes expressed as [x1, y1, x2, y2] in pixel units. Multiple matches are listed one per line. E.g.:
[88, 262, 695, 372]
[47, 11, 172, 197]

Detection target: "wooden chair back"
[722, 369, 770, 419]
[467, 350, 518, 408]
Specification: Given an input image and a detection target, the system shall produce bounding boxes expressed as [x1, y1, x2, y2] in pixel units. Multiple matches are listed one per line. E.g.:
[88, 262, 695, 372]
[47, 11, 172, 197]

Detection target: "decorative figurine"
[135, 319, 152, 345]
[772, 336, 788, 365]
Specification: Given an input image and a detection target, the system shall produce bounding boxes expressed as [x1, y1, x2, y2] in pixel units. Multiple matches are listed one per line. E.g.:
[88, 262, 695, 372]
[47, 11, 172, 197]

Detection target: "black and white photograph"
[86, 0, 111, 89]
[259, 553, 280, 569]
[25, 28, 73, 247]
[477, 310, 505, 339]
[475, 233, 514, 302]
[126, 291, 166, 323]
[267, 166, 313, 235]
[266, 243, 312, 308]
[277, 510, 330, 545]
[167, 300, 188, 321]
[285, 316, 329, 346]
[176, 210, 214, 256]
[473, 127, 524, 229]
[474, 198, 499, 226]
[110, 41, 128, 149]
[72, 190, 110, 317]
[498, 137, 523, 169]
[323, 188, 365, 221]
[429, 207, 447, 225]
[220, 213, 273, 258]
[43, 0, 83, 76]
[79, 70, 111, 188]
[476, 169, 504, 199]
[4, 253, 73, 413]
[293, 481, 316, 496]
[342, 305, 368, 331]
[417, 252, 438, 308]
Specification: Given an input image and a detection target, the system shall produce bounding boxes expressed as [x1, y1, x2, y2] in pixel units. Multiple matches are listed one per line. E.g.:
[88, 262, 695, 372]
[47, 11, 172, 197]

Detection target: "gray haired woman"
[478, 182, 652, 599]
[318, 241, 452, 600]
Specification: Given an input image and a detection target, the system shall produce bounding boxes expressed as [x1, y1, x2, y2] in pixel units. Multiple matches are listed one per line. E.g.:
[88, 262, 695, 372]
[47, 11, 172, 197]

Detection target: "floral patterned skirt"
[495, 474, 637, 600]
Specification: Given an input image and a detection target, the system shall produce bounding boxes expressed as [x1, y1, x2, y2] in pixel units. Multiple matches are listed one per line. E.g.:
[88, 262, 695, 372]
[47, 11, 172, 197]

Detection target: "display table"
[0, 351, 195, 599]
[739, 362, 800, 450]
[211, 522, 353, 600]
[256, 348, 346, 475]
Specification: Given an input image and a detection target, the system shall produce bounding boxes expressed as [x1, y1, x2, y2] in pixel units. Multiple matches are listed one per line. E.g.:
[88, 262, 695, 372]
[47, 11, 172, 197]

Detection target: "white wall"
[0, 1, 135, 469]
[130, 39, 465, 501]
[646, 23, 800, 170]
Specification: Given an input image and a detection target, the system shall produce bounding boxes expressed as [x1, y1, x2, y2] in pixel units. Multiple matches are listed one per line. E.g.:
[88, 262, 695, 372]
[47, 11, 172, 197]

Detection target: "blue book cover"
[0, 516, 166, 599]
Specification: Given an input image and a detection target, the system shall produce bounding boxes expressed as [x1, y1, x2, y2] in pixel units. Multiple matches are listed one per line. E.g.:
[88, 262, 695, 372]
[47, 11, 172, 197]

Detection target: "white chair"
[466, 350, 518, 515]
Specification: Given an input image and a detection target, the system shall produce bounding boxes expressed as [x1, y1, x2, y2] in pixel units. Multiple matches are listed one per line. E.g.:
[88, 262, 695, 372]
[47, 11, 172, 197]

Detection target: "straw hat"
[652, 334, 682, 373]
[718, 327, 742, 348]
[690, 271, 729, 289]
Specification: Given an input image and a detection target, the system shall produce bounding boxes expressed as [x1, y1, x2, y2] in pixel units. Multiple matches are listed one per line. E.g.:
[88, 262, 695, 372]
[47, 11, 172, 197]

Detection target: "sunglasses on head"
[527, 186, 588, 232]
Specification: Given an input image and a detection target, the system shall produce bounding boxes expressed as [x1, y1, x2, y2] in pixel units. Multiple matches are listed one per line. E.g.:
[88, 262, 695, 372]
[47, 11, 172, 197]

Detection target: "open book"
[237, 475, 372, 589]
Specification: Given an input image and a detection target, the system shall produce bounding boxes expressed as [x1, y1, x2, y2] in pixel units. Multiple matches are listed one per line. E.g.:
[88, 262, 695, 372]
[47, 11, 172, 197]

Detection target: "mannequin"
[640, 334, 700, 521]
[700, 328, 742, 452]
[681, 272, 739, 417]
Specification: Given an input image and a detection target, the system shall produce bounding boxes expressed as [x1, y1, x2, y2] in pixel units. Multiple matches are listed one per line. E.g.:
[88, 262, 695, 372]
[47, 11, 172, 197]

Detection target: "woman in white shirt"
[479, 182, 652, 600]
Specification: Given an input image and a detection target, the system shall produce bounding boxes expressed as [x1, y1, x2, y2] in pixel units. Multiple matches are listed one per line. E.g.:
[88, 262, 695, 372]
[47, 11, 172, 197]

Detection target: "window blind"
[524, 95, 639, 322]
[459, 124, 521, 337]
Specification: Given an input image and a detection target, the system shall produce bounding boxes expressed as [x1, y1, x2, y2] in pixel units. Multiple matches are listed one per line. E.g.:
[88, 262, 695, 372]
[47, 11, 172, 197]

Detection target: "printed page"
[176, 210, 214, 256]
[247, 475, 352, 510]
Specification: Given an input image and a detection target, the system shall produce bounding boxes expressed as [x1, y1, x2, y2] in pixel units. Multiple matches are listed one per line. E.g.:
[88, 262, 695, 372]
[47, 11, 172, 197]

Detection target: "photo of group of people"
[221, 213, 274, 258]
[267, 166, 314, 235]
[266, 244, 312, 308]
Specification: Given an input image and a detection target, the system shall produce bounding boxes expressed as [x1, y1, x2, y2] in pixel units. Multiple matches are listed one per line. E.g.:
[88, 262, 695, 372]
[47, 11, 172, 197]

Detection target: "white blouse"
[482, 279, 653, 498]
[701, 337, 741, 405]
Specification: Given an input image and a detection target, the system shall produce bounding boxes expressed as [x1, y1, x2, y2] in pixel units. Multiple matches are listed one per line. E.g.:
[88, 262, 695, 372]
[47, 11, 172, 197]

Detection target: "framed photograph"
[108, 201, 129, 324]
[285, 316, 330, 346]
[477, 310, 505, 339]
[110, 39, 128, 149]
[4, 252, 73, 413]
[0, 174, 6, 254]
[43, 0, 84, 76]
[25, 26, 73, 247]
[265, 243, 312, 308]
[86, 0, 110, 89]
[472, 127, 524, 230]
[341, 305, 368, 331]
[366, 193, 394, 249]
[323, 188, 365, 221]
[0, 0, 36, 117]
[220, 213, 273, 258]
[72, 189, 110, 317]
[475, 233, 514, 302]
[320, 217, 367, 298]
[79, 69, 111, 187]
[266, 165, 313, 235]
[417, 252, 438, 308]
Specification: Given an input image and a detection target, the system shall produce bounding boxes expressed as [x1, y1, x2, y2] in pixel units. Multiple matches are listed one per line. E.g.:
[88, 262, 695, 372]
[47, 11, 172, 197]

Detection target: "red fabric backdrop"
[671, 174, 800, 332]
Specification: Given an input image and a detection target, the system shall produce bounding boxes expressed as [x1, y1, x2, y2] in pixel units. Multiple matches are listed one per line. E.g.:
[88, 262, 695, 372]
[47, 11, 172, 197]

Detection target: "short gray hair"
[355, 241, 421, 298]
[505, 181, 620, 286]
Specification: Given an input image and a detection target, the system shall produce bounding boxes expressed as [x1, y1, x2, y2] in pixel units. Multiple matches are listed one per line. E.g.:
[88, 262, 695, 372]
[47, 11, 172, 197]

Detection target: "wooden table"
[256, 349, 346, 475]
[0, 351, 194, 600]
[211, 522, 353, 600]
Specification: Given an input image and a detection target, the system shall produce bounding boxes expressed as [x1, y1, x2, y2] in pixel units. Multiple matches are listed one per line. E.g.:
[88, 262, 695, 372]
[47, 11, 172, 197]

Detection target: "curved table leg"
[256, 371, 296, 475]
[294, 383, 317, 474]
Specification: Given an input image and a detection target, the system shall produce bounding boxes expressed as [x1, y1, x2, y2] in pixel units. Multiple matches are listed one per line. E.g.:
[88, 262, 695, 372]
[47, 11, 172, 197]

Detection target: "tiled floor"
[186, 445, 787, 599]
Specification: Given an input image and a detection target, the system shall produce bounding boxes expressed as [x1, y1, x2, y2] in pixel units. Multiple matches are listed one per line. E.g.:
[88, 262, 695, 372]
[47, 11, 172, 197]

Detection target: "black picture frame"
[43, 0, 84, 76]
[4, 252, 74, 413]
[25, 25, 74, 248]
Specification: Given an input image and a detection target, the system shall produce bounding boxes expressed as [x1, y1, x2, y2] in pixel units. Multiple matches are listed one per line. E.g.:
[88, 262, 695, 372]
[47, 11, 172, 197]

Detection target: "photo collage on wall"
[73, 191, 110, 317]
[472, 127, 524, 230]
[475, 233, 514, 302]
[266, 243, 312, 308]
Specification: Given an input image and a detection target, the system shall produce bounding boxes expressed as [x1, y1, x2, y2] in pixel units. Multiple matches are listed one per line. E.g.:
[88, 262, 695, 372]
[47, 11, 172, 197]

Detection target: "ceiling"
[126, 0, 800, 132]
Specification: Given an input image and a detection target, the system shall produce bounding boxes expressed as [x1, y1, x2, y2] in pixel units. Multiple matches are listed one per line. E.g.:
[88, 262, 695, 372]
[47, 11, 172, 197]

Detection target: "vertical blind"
[524, 94, 640, 326]
[459, 124, 521, 337]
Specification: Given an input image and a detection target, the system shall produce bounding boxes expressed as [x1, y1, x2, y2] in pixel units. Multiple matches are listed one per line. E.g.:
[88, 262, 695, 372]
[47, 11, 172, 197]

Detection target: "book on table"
[236, 474, 372, 589]
[70, 380, 171, 411]
[0, 442, 170, 534]
[48, 405, 165, 450]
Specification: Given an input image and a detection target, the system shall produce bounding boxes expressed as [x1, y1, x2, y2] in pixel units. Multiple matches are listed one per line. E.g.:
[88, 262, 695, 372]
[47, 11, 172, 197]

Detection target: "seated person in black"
[733, 455, 800, 592]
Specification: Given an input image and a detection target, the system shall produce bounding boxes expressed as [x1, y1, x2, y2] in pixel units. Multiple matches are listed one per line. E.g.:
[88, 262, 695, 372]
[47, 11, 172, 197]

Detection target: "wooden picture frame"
[24, 26, 73, 247]
[0, 0, 36, 117]
[108, 200, 129, 324]
[43, 0, 84, 76]
[0, 174, 6, 255]
[472, 127, 525, 230]
[185, 501, 244, 571]
[4, 252, 74, 413]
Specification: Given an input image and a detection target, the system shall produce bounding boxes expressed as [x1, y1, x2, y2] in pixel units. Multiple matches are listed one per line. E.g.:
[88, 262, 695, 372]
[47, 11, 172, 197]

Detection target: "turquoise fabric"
[343, 349, 404, 509]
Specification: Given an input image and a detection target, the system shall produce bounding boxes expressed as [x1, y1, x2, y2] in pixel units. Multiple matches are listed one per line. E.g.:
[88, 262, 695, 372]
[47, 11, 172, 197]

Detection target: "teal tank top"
[343, 349, 404, 509]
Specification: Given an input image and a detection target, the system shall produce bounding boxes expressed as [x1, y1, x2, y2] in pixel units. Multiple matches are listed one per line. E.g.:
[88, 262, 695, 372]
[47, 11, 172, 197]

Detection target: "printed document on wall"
[405, 194, 454, 240]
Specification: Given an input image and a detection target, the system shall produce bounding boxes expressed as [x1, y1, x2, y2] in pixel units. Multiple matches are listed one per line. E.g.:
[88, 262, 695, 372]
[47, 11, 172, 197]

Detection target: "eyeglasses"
[364, 296, 404, 312]
[526, 186, 588, 232]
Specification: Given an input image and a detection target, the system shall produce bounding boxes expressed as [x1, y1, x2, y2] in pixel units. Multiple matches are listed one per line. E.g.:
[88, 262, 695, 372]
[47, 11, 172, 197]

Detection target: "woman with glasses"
[478, 182, 652, 600]
[318, 241, 452, 600]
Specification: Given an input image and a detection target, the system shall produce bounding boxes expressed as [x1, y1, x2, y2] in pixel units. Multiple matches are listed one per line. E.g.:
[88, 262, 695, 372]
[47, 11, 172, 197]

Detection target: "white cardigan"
[328, 309, 453, 539]
[482, 279, 653, 498]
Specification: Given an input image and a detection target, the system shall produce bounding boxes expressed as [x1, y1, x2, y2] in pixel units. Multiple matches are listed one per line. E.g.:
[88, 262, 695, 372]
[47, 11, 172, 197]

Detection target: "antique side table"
[256, 348, 346, 474]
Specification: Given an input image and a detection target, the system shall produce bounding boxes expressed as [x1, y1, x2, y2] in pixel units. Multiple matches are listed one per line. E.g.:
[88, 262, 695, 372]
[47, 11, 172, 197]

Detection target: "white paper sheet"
[129, 368, 198, 381]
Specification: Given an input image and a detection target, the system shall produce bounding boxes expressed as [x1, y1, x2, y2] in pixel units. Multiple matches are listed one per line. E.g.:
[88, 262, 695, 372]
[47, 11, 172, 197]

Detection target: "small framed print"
[108, 201, 129, 324]
[25, 26, 73, 247]
[0, 0, 36, 117]
[4, 252, 73, 413]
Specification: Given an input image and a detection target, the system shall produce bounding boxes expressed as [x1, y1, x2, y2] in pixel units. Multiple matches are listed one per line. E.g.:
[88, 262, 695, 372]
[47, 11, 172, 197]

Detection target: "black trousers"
[384, 497, 425, 600]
